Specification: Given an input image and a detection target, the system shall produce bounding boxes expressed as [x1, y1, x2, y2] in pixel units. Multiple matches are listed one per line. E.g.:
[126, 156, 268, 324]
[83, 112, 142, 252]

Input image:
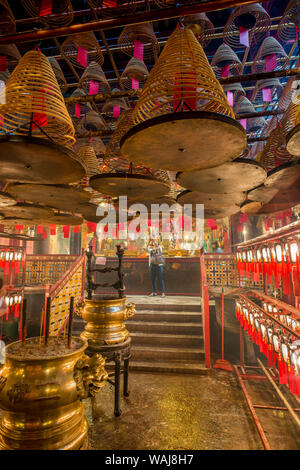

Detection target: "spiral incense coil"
[87, 0, 136, 19]
[77, 145, 100, 178]
[102, 88, 129, 115]
[0, 0, 15, 34]
[74, 136, 106, 156]
[251, 37, 288, 74]
[120, 57, 149, 90]
[251, 78, 283, 103]
[222, 82, 245, 103]
[224, 3, 271, 49]
[48, 57, 68, 93]
[67, 88, 93, 117]
[260, 128, 292, 171]
[21, 0, 74, 27]
[61, 32, 104, 69]
[183, 13, 214, 47]
[0, 44, 21, 69]
[118, 23, 160, 61]
[79, 61, 110, 94]
[211, 44, 242, 78]
[0, 50, 75, 149]
[79, 110, 107, 133]
[277, 0, 300, 44]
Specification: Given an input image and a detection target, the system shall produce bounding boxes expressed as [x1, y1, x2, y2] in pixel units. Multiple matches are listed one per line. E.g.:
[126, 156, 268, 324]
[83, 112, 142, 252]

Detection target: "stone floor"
[126, 295, 201, 306]
[84, 369, 266, 451]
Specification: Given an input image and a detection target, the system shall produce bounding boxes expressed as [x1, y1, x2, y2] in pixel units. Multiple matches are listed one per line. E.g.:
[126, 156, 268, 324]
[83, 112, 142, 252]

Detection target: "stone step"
[134, 303, 201, 312]
[127, 320, 202, 335]
[129, 310, 202, 323]
[105, 361, 208, 375]
[130, 345, 205, 362]
[130, 332, 203, 348]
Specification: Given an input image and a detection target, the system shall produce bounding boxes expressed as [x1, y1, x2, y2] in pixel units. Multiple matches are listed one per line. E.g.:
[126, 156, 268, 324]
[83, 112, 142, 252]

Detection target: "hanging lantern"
[183, 13, 215, 47]
[79, 61, 110, 95]
[121, 26, 246, 172]
[61, 32, 104, 69]
[121, 57, 149, 90]
[211, 44, 242, 78]
[21, 0, 74, 26]
[251, 37, 288, 74]
[224, 3, 271, 49]
[118, 23, 160, 62]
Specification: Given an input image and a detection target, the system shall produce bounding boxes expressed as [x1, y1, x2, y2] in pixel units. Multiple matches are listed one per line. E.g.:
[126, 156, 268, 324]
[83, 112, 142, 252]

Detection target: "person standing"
[147, 239, 166, 297]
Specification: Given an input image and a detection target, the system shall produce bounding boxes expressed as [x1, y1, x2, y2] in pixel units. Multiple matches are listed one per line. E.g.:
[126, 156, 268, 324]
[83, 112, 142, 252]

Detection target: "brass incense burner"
[0, 336, 108, 450]
[77, 296, 136, 352]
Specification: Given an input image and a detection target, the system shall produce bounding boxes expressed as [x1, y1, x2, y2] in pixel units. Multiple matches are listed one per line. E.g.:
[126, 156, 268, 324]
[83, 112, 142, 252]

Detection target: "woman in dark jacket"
[147, 239, 165, 297]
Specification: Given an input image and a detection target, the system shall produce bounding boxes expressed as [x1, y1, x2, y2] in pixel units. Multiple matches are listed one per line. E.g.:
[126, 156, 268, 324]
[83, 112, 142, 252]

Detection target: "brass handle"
[74, 353, 108, 399]
[124, 302, 136, 320]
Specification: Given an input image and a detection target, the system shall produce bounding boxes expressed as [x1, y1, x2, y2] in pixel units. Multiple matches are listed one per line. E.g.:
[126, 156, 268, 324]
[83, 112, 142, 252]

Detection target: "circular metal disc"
[0, 192, 17, 207]
[240, 201, 263, 214]
[177, 190, 246, 206]
[8, 183, 91, 212]
[177, 158, 266, 193]
[286, 124, 300, 156]
[248, 185, 278, 203]
[264, 162, 300, 189]
[0, 135, 86, 184]
[120, 111, 247, 171]
[248, 183, 300, 205]
[1, 203, 54, 219]
[45, 214, 83, 226]
[89, 173, 170, 199]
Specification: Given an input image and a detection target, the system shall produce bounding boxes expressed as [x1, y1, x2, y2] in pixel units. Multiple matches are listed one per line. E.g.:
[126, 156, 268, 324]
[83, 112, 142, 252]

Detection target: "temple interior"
[0, 0, 299, 453]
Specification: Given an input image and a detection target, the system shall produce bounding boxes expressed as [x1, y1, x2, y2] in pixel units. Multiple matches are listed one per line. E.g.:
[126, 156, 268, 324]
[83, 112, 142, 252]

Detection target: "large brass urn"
[0, 336, 108, 450]
[77, 296, 136, 352]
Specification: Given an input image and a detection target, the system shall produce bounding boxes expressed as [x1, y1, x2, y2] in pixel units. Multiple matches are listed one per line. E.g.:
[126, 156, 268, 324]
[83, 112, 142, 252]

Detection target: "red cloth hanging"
[173, 70, 197, 112]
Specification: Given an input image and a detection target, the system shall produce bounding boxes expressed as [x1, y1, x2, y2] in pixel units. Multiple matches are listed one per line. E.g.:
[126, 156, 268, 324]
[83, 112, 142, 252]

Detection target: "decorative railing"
[200, 251, 211, 369]
[25, 254, 78, 286]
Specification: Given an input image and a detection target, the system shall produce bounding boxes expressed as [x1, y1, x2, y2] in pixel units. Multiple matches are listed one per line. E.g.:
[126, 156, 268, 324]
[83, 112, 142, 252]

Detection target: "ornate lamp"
[21, 0, 74, 26]
[0, 0, 15, 34]
[120, 57, 149, 89]
[87, 0, 136, 18]
[121, 26, 246, 172]
[224, 3, 271, 49]
[61, 32, 104, 69]
[211, 44, 242, 78]
[183, 13, 215, 47]
[118, 22, 160, 61]
[251, 37, 288, 74]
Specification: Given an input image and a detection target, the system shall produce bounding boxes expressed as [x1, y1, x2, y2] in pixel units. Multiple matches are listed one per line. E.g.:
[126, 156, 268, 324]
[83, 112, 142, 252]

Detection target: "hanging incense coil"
[118, 23, 160, 62]
[224, 3, 271, 49]
[121, 26, 246, 172]
[277, 0, 300, 44]
[61, 32, 104, 69]
[0, 70, 9, 83]
[211, 44, 242, 78]
[183, 13, 214, 47]
[106, 109, 133, 156]
[77, 145, 100, 178]
[102, 88, 129, 115]
[121, 57, 149, 89]
[0, 0, 15, 34]
[261, 127, 294, 171]
[48, 57, 68, 93]
[251, 78, 283, 103]
[79, 110, 107, 132]
[74, 136, 106, 156]
[67, 88, 93, 117]
[21, 0, 74, 27]
[222, 82, 245, 104]
[0, 44, 21, 71]
[79, 61, 110, 94]
[234, 95, 261, 132]
[251, 37, 288, 74]
[87, 0, 136, 19]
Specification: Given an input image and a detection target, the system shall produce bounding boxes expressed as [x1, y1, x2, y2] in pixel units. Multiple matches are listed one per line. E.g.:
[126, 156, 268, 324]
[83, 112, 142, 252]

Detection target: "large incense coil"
[285, 92, 300, 156]
[79, 110, 107, 132]
[264, 162, 300, 189]
[75, 136, 106, 156]
[277, 0, 300, 43]
[121, 27, 246, 172]
[67, 88, 93, 117]
[102, 88, 129, 115]
[0, 203, 54, 219]
[121, 57, 149, 89]
[234, 96, 259, 133]
[79, 61, 110, 94]
[223, 3, 271, 49]
[211, 44, 242, 78]
[251, 37, 288, 74]
[0, 0, 15, 34]
[251, 78, 283, 103]
[0, 50, 75, 149]
[48, 57, 68, 93]
[77, 145, 100, 178]
[87, 0, 136, 18]
[260, 128, 291, 171]
[118, 23, 160, 61]
[222, 82, 245, 103]
[21, 0, 74, 26]
[183, 13, 214, 47]
[61, 32, 104, 69]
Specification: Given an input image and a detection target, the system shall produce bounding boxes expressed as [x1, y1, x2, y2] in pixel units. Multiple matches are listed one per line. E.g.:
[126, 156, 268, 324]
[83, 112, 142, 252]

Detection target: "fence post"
[200, 252, 211, 369]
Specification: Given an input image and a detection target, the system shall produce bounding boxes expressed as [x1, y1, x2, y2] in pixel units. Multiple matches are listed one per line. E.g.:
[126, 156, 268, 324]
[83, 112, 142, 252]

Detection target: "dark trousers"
[150, 264, 165, 294]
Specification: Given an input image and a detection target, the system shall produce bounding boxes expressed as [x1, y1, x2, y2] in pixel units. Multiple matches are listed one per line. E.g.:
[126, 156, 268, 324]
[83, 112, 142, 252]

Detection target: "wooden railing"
[25, 254, 78, 286]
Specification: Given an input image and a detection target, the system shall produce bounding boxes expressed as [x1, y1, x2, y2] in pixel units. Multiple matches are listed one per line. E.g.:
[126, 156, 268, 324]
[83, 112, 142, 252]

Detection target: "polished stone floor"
[126, 294, 201, 306]
[83, 370, 264, 451]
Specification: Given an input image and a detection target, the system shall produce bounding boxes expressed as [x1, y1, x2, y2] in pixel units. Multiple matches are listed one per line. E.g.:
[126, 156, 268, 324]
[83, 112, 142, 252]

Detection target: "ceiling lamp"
[120, 57, 149, 90]
[118, 22, 160, 62]
[87, 0, 136, 18]
[183, 13, 215, 47]
[120, 26, 246, 172]
[0, 0, 15, 34]
[277, 0, 300, 43]
[211, 44, 242, 78]
[224, 3, 271, 49]
[79, 61, 110, 95]
[61, 32, 104, 69]
[251, 37, 288, 74]
[48, 57, 68, 93]
[21, 0, 74, 27]
[0, 49, 85, 184]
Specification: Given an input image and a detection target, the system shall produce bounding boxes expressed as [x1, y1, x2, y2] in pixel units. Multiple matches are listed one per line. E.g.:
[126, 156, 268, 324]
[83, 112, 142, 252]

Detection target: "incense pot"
[76, 296, 136, 352]
[0, 336, 108, 450]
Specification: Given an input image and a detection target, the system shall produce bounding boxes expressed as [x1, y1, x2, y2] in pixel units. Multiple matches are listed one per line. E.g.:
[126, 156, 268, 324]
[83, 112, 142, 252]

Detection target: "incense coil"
[67, 88, 93, 117]
[0, 50, 75, 149]
[211, 44, 242, 78]
[21, 0, 74, 27]
[223, 3, 271, 49]
[87, 0, 136, 19]
[183, 13, 214, 47]
[102, 88, 129, 115]
[77, 145, 100, 178]
[251, 78, 283, 103]
[260, 128, 292, 171]
[132, 27, 234, 127]
[74, 136, 106, 156]
[0, 70, 9, 83]
[0, 0, 15, 34]
[251, 37, 288, 74]
[277, 0, 300, 44]
[222, 82, 245, 104]
[120, 57, 149, 89]
[79, 110, 107, 132]
[79, 61, 110, 94]
[118, 23, 160, 61]
[0, 44, 21, 70]
[61, 32, 104, 69]
[48, 57, 68, 93]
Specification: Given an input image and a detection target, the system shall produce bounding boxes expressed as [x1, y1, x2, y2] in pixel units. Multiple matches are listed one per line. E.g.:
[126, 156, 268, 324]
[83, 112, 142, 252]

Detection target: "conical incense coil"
[118, 22, 160, 61]
[260, 128, 286, 171]
[183, 13, 214, 47]
[251, 37, 288, 74]
[48, 57, 68, 93]
[67, 88, 93, 117]
[62, 32, 104, 69]
[223, 82, 245, 104]
[251, 78, 283, 103]
[77, 145, 100, 178]
[211, 44, 242, 78]
[74, 136, 106, 156]
[284, 92, 300, 156]
[102, 88, 129, 115]
[21, 0, 74, 27]
[87, 0, 136, 19]
[277, 0, 300, 44]
[224, 3, 271, 49]
[0, 50, 75, 149]
[79, 61, 110, 94]
[121, 57, 149, 89]
[79, 110, 107, 132]
[247, 116, 266, 133]
[0, 0, 15, 34]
